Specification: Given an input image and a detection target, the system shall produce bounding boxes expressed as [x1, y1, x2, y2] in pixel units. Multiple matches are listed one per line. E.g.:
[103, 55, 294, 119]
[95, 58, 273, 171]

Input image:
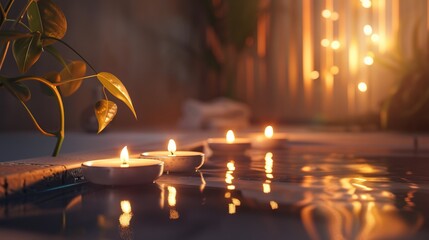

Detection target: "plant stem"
[1, 79, 55, 137]
[53, 74, 97, 86]
[12, 0, 32, 29]
[43, 36, 98, 73]
[16, 76, 65, 156]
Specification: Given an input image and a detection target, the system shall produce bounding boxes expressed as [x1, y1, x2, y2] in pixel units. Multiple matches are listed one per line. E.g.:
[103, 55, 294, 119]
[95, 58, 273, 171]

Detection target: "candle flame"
[264, 126, 274, 138]
[226, 130, 235, 143]
[168, 139, 176, 155]
[120, 146, 129, 167]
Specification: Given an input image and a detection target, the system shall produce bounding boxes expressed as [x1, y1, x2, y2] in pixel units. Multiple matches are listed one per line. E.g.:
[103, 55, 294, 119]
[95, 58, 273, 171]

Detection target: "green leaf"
[96, 72, 137, 118]
[94, 99, 117, 133]
[59, 61, 86, 97]
[44, 45, 69, 71]
[0, 77, 31, 102]
[37, 0, 67, 46]
[12, 32, 43, 73]
[40, 71, 60, 96]
[10, 81, 31, 102]
[27, 1, 43, 33]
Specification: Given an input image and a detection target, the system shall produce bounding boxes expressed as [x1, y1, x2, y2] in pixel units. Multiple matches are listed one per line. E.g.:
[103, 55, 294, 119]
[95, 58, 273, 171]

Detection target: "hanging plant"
[0, 0, 137, 156]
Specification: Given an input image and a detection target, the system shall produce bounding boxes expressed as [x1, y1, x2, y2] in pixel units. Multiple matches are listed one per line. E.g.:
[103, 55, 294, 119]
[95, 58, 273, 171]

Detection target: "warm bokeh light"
[330, 40, 340, 50]
[225, 160, 236, 190]
[361, 0, 372, 8]
[363, 55, 374, 65]
[227, 161, 236, 171]
[120, 146, 129, 167]
[371, 33, 380, 43]
[330, 66, 339, 75]
[270, 201, 279, 210]
[321, 38, 330, 47]
[168, 139, 176, 155]
[225, 172, 234, 184]
[226, 130, 235, 143]
[310, 70, 320, 80]
[321, 9, 331, 19]
[263, 183, 271, 193]
[228, 203, 236, 214]
[264, 126, 274, 138]
[330, 12, 339, 21]
[363, 25, 373, 36]
[169, 209, 180, 220]
[358, 82, 368, 92]
[168, 186, 177, 207]
[232, 198, 241, 206]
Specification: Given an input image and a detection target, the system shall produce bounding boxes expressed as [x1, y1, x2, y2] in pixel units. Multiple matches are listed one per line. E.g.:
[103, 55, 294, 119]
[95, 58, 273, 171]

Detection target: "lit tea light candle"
[81, 146, 164, 186]
[251, 126, 288, 149]
[207, 130, 251, 153]
[141, 139, 205, 172]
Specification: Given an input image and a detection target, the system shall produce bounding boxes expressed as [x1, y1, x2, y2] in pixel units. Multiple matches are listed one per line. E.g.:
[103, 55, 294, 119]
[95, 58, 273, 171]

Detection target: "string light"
[310, 71, 320, 80]
[363, 55, 374, 65]
[361, 0, 372, 8]
[322, 9, 332, 19]
[358, 82, 368, 92]
[330, 66, 339, 75]
[321, 38, 330, 47]
[363, 25, 373, 36]
[331, 40, 341, 50]
[371, 34, 380, 43]
[331, 12, 339, 21]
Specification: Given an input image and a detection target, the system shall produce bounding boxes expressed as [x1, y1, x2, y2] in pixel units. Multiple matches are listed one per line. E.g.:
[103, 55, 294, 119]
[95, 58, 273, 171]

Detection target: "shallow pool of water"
[1, 148, 429, 239]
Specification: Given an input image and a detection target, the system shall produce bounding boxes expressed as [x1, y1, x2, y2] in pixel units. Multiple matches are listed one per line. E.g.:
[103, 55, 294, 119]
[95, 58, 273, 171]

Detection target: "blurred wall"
[0, 0, 204, 131]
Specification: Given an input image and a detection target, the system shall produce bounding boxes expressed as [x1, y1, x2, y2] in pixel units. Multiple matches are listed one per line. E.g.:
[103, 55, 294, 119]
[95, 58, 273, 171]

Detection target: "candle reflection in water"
[297, 161, 424, 240]
[168, 186, 179, 220]
[119, 200, 133, 240]
[263, 152, 273, 194]
[119, 200, 132, 228]
[225, 160, 240, 214]
[264, 152, 278, 209]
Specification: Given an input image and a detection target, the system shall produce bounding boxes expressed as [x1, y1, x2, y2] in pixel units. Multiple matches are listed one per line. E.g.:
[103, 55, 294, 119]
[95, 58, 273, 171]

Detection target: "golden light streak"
[160, 184, 165, 209]
[302, 0, 314, 107]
